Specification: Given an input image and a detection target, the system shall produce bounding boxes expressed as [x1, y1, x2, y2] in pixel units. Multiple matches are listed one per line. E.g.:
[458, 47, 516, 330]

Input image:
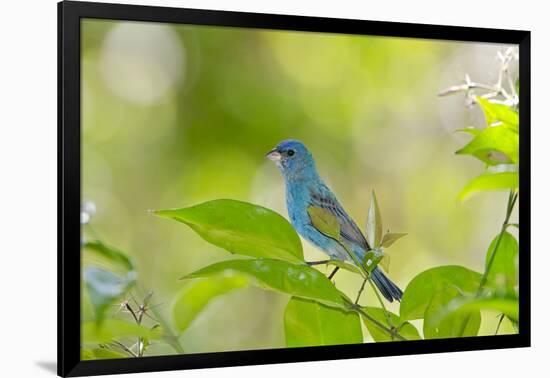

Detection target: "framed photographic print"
[58, 0, 530, 376]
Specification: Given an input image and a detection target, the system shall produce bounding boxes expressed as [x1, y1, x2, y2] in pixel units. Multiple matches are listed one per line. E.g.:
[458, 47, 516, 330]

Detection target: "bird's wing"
[308, 186, 371, 251]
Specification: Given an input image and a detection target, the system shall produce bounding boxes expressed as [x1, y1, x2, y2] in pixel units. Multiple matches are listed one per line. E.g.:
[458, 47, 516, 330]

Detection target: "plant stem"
[124, 300, 144, 356]
[457, 190, 518, 336]
[495, 313, 505, 335]
[125, 297, 145, 357]
[335, 239, 405, 340]
[110, 341, 138, 357]
[136, 286, 185, 354]
[367, 279, 394, 329]
[125, 302, 139, 324]
[307, 260, 330, 266]
[355, 278, 367, 304]
[349, 302, 407, 341]
[476, 190, 518, 296]
[328, 266, 339, 280]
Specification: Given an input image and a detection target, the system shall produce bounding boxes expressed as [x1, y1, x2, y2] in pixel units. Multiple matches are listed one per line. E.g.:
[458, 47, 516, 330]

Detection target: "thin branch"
[124, 302, 139, 324]
[350, 303, 407, 342]
[310, 227, 406, 341]
[355, 278, 367, 304]
[438, 48, 519, 106]
[328, 266, 339, 280]
[495, 313, 505, 335]
[367, 279, 394, 329]
[135, 286, 185, 354]
[477, 190, 518, 295]
[334, 241, 404, 340]
[109, 341, 138, 357]
[458, 190, 518, 336]
[307, 260, 330, 266]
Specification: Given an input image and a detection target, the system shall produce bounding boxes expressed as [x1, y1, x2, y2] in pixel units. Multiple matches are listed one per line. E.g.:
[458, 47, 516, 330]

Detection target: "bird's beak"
[266, 148, 281, 161]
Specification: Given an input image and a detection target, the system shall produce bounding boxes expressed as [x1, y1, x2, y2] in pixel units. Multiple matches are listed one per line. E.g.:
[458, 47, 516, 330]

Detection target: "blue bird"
[266, 139, 402, 302]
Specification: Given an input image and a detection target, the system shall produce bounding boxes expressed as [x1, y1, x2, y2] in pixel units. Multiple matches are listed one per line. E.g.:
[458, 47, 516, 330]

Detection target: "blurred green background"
[81, 19, 518, 355]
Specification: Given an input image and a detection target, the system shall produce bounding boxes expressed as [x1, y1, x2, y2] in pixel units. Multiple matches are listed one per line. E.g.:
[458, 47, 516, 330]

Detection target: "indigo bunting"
[267, 139, 402, 302]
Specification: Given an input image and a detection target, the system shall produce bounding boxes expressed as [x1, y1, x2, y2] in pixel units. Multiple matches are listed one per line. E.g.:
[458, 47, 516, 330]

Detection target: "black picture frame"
[58, 1, 531, 376]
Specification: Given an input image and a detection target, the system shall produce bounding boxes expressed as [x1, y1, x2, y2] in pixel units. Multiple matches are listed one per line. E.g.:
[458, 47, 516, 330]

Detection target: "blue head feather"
[267, 139, 319, 181]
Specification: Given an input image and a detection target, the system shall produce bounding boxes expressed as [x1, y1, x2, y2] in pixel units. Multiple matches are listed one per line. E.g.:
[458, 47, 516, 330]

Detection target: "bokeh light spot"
[99, 22, 185, 104]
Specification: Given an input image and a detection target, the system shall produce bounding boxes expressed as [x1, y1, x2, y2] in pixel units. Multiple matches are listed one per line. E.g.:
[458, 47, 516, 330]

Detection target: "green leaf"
[426, 292, 518, 339]
[458, 172, 518, 201]
[366, 191, 383, 247]
[146, 302, 185, 354]
[172, 276, 249, 333]
[456, 125, 519, 165]
[83, 240, 135, 273]
[324, 259, 362, 276]
[435, 294, 519, 324]
[485, 232, 518, 291]
[84, 267, 135, 322]
[284, 297, 363, 347]
[477, 97, 519, 129]
[153, 199, 304, 263]
[362, 307, 420, 342]
[380, 232, 407, 248]
[82, 241, 137, 322]
[455, 127, 481, 136]
[423, 286, 481, 339]
[400, 265, 482, 321]
[82, 319, 162, 344]
[307, 206, 340, 240]
[362, 248, 384, 273]
[182, 259, 349, 308]
[81, 347, 128, 360]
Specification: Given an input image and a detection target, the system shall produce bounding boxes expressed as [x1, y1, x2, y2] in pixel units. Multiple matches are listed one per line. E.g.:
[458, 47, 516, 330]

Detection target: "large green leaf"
[172, 276, 248, 333]
[82, 319, 162, 344]
[477, 97, 519, 129]
[400, 266, 482, 339]
[366, 191, 383, 247]
[423, 286, 481, 339]
[183, 259, 349, 308]
[153, 199, 304, 262]
[284, 297, 363, 347]
[400, 265, 482, 321]
[485, 232, 518, 292]
[362, 307, 421, 342]
[456, 125, 519, 165]
[458, 172, 518, 201]
[84, 267, 135, 322]
[433, 294, 519, 325]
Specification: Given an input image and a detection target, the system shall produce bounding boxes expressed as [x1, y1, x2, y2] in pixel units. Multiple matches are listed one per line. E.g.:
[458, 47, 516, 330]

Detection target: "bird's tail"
[371, 267, 403, 302]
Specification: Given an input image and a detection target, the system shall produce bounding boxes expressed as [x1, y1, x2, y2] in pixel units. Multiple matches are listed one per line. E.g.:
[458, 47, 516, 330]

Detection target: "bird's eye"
[287, 149, 295, 157]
